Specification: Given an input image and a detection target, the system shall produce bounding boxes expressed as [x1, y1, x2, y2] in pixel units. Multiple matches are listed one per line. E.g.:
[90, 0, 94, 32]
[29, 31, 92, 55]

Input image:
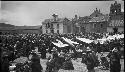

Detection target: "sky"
[0, 1, 124, 26]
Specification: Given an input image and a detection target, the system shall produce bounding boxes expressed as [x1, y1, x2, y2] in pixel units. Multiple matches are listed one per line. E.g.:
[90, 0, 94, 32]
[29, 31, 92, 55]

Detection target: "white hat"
[86, 47, 91, 51]
[82, 52, 86, 54]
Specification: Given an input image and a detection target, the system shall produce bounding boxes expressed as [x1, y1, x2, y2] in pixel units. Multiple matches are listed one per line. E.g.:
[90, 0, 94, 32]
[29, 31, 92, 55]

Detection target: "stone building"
[42, 14, 71, 34]
[107, 1, 124, 33]
[72, 8, 109, 33]
[88, 10, 109, 33]
[42, 1, 124, 34]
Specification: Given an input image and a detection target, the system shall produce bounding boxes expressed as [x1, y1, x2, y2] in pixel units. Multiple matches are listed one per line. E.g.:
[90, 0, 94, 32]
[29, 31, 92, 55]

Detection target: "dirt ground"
[40, 53, 124, 72]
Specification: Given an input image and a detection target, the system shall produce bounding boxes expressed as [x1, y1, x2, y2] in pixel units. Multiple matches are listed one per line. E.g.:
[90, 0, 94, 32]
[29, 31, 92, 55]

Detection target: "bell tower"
[109, 1, 121, 17]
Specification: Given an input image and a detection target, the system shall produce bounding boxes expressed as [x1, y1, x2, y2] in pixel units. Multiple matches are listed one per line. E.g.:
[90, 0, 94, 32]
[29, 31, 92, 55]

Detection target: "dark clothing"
[31, 62, 43, 72]
[31, 54, 43, 72]
[31, 54, 40, 63]
[107, 52, 121, 72]
[110, 62, 121, 72]
[85, 52, 96, 71]
[46, 58, 56, 72]
[62, 60, 74, 70]
[40, 48, 46, 59]
[2, 59, 9, 72]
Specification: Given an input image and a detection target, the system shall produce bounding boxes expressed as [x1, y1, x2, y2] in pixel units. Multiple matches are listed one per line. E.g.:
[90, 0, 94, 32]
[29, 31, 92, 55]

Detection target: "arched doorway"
[113, 27, 118, 34]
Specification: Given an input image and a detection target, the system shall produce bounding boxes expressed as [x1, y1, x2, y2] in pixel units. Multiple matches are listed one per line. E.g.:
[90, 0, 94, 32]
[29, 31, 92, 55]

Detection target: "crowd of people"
[1, 32, 124, 72]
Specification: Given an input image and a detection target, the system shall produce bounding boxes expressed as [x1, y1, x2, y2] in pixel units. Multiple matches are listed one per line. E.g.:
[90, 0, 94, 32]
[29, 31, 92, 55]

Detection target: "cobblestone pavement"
[40, 53, 124, 72]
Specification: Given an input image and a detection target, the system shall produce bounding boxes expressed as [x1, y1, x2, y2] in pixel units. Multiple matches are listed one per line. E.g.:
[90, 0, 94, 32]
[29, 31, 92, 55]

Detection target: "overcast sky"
[0, 1, 124, 26]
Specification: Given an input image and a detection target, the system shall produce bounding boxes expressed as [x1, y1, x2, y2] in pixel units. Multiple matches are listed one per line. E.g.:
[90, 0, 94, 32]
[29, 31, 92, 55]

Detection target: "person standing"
[2, 55, 10, 72]
[84, 47, 98, 72]
[31, 52, 43, 72]
[107, 47, 121, 72]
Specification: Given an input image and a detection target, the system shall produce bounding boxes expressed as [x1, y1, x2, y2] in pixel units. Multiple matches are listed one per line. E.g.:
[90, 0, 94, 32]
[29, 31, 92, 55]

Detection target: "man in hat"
[51, 47, 58, 58]
[30, 50, 43, 72]
[107, 47, 121, 72]
[84, 47, 98, 72]
[62, 57, 74, 70]
[81, 52, 87, 63]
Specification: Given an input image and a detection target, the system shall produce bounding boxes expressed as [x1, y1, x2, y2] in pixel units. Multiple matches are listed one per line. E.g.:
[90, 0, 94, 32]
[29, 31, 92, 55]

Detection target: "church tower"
[109, 1, 121, 19]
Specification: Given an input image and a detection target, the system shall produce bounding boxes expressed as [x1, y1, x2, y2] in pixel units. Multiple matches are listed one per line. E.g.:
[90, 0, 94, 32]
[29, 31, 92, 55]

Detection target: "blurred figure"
[62, 57, 74, 70]
[81, 52, 87, 63]
[45, 47, 58, 72]
[2, 55, 10, 72]
[100, 52, 109, 70]
[84, 47, 98, 72]
[107, 47, 121, 72]
[31, 51, 43, 72]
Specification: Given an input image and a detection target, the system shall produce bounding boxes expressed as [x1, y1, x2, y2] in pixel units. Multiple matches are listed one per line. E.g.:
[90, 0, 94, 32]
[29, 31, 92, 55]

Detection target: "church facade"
[107, 1, 124, 33]
[71, 1, 124, 33]
[71, 8, 109, 33]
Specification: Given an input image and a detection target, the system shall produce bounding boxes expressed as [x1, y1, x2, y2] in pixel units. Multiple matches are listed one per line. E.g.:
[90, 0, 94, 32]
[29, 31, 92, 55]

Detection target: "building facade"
[42, 14, 71, 34]
[71, 1, 124, 33]
[72, 8, 109, 33]
[88, 12, 109, 33]
[42, 1, 124, 34]
[107, 1, 124, 33]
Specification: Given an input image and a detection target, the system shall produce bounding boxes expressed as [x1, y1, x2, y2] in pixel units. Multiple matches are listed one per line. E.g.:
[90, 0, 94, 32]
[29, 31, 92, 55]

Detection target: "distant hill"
[0, 23, 15, 27]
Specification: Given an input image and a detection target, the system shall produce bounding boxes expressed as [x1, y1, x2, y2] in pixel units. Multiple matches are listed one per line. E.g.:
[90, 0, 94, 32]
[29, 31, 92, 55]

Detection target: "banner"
[61, 37, 79, 46]
[52, 39, 69, 47]
[76, 37, 94, 44]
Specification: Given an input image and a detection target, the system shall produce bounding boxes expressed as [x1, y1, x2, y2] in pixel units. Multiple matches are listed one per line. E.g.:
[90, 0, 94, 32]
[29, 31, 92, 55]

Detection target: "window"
[94, 24, 96, 28]
[46, 30, 48, 33]
[57, 24, 59, 29]
[93, 23, 96, 28]
[57, 30, 59, 34]
[51, 24, 53, 28]
[101, 24, 103, 28]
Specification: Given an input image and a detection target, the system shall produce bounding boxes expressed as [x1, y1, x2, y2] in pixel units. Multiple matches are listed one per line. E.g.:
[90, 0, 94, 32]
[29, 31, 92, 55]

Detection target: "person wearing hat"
[62, 57, 74, 70]
[30, 50, 43, 72]
[107, 47, 121, 72]
[45, 47, 59, 72]
[51, 47, 58, 59]
[81, 52, 87, 63]
[84, 46, 98, 72]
